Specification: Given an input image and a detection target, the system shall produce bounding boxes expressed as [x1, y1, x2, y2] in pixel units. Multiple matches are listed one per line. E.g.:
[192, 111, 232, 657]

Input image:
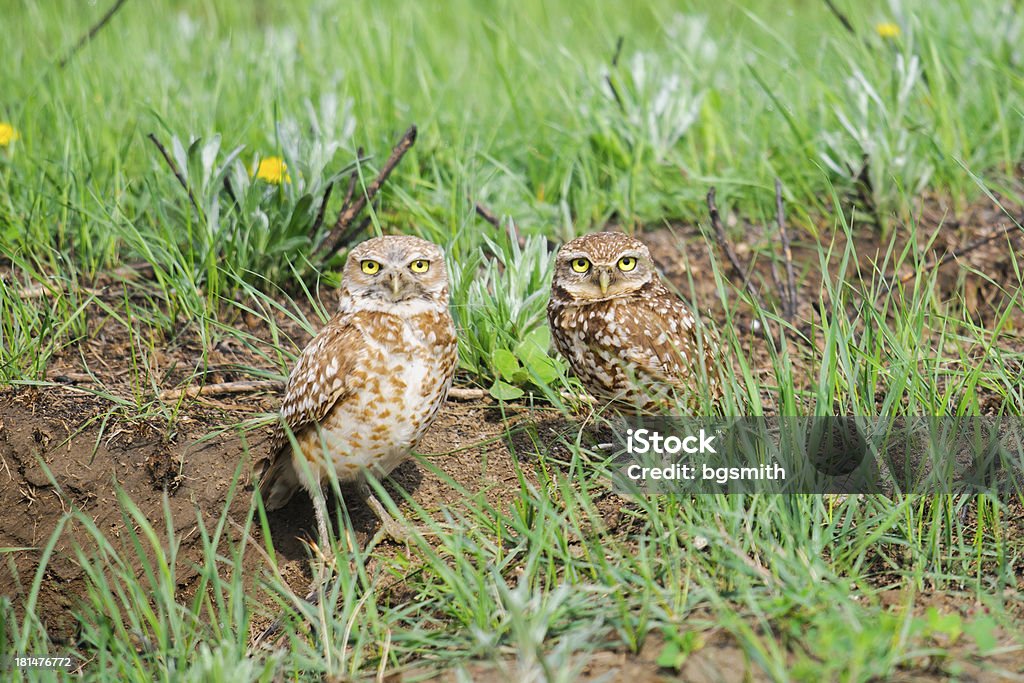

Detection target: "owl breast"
[548, 285, 712, 412]
[296, 311, 456, 486]
[550, 298, 647, 402]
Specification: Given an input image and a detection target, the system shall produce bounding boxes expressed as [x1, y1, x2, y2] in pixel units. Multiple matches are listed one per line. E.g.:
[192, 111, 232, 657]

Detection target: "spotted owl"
[258, 235, 458, 543]
[547, 231, 720, 413]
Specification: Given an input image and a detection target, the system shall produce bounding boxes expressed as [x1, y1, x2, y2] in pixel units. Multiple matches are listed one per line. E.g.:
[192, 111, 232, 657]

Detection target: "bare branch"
[708, 188, 751, 289]
[605, 36, 626, 112]
[160, 378, 492, 404]
[57, 0, 130, 68]
[896, 218, 1024, 286]
[316, 126, 418, 261]
[474, 201, 501, 229]
[339, 147, 363, 213]
[159, 380, 282, 402]
[448, 387, 489, 401]
[775, 178, 798, 320]
[850, 155, 882, 229]
[474, 199, 528, 249]
[823, 0, 856, 36]
[707, 187, 780, 343]
[147, 133, 200, 214]
[308, 181, 334, 238]
[223, 176, 239, 206]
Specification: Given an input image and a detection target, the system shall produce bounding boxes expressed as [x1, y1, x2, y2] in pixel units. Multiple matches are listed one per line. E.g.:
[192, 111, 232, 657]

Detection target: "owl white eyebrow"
[561, 250, 644, 262]
[561, 252, 592, 261]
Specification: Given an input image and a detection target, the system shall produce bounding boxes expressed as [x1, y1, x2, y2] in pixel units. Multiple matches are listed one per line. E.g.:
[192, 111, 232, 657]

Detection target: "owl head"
[340, 235, 450, 309]
[552, 232, 655, 303]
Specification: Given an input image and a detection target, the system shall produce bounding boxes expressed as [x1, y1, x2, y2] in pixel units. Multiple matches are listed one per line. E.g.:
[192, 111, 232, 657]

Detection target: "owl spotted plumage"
[547, 232, 720, 413]
[258, 235, 457, 544]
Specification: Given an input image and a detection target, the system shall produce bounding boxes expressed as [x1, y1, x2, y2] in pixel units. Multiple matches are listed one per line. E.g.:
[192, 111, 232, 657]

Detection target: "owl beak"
[598, 270, 611, 295]
[388, 273, 403, 298]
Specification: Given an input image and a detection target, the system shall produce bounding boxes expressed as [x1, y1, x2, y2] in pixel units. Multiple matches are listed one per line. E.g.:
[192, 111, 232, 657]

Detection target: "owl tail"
[257, 453, 300, 511]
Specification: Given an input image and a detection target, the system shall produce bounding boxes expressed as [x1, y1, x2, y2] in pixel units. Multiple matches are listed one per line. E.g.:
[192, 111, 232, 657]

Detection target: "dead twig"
[708, 187, 787, 345]
[159, 380, 282, 402]
[315, 127, 418, 261]
[340, 147, 364, 212]
[308, 181, 334, 238]
[605, 36, 626, 112]
[57, 0, 130, 68]
[13, 283, 103, 299]
[707, 188, 745, 281]
[222, 176, 239, 206]
[308, 147, 367, 241]
[8, 263, 156, 300]
[160, 379, 490, 404]
[474, 199, 529, 250]
[850, 155, 882, 230]
[707, 188, 766, 310]
[192, 396, 261, 412]
[48, 372, 96, 385]
[111, 261, 156, 282]
[823, 0, 856, 36]
[448, 387, 489, 401]
[474, 201, 501, 230]
[895, 218, 1024, 287]
[147, 133, 200, 214]
[775, 178, 798, 320]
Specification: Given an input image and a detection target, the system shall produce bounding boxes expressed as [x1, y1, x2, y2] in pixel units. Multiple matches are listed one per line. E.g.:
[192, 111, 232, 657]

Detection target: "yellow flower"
[876, 22, 901, 39]
[255, 156, 290, 184]
[0, 123, 19, 147]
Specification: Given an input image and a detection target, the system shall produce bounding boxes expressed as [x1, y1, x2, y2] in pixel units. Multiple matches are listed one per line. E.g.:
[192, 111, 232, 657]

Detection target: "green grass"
[2, 0, 1024, 680]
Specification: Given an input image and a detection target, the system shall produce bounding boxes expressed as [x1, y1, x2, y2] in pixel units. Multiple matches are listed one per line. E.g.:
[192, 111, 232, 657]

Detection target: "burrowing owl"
[547, 232, 720, 413]
[258, 235, 457, 545]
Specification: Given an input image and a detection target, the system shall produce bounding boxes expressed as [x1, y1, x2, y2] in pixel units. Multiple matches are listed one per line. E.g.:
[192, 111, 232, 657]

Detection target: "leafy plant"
[144, 98, 358, 295]
[488, 326, 562, 400]
[818, 53, 935, 229]
[451, 221, 569, 394]
[655, 628, 704, 671]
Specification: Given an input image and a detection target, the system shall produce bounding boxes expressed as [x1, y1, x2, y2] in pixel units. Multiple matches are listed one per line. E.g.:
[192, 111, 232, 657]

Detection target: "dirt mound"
[0, 385, 549, 643]
[0, 388, 249, 640]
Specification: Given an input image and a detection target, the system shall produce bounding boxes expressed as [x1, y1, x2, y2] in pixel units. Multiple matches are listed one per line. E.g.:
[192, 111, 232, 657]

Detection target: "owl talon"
[374, 516, 415, 545]
[363, 487, 414, 544]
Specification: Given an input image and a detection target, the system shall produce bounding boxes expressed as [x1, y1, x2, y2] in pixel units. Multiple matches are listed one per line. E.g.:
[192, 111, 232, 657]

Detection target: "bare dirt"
[2, 194, 1023, 680]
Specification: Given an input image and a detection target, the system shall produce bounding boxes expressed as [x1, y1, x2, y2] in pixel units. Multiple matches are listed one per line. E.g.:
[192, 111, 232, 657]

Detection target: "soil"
[2, 194, 1023, 680]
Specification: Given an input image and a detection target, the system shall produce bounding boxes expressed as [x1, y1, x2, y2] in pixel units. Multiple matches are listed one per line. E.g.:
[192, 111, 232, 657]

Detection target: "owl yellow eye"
[360, 260, 381, 275]
[409, 259, 430, 273]
[571, 258, 591, 273]
[617, 256, 637, 272]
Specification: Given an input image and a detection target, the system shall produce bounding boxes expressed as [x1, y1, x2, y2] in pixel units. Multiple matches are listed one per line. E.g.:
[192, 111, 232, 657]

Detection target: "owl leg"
[356, 479, 411, 544]
[311, 486, 332, 558]
[251, 487, 331, 651]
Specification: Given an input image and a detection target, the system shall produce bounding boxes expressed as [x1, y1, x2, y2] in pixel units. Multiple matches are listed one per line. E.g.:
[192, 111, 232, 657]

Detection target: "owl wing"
[618, 296, 718, 395]
[257, 312, 369, 504]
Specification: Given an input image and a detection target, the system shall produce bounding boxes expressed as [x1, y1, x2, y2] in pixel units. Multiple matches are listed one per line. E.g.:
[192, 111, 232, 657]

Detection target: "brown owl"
[258, 235, 458, 546]
[547, 232, 720, 413]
